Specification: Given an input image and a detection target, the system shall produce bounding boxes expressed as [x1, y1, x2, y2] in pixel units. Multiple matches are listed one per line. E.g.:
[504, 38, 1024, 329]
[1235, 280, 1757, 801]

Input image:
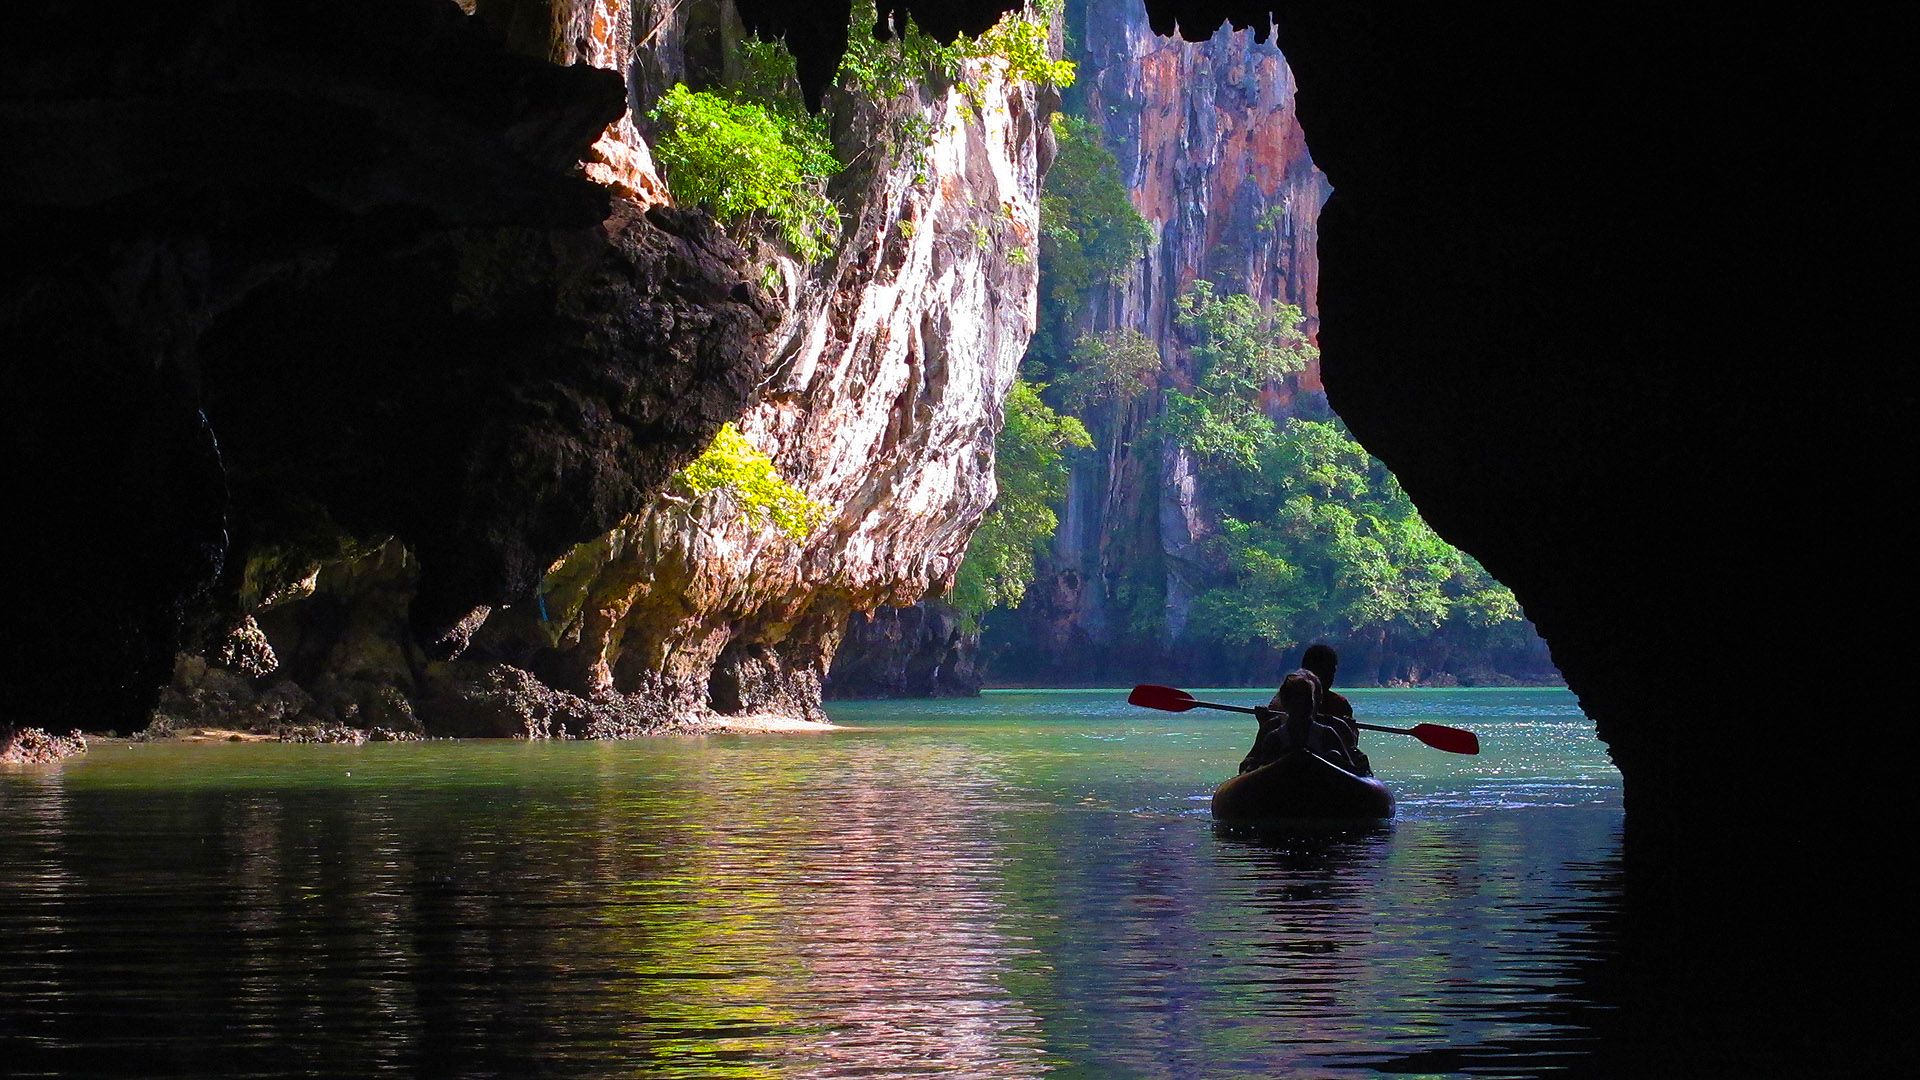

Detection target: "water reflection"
[1, 692, 1664, 1077]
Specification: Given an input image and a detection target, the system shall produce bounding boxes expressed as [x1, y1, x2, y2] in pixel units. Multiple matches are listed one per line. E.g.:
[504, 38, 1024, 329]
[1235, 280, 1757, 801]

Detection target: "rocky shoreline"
[0, 728, 89, 765]
[2, 710, 839, 767]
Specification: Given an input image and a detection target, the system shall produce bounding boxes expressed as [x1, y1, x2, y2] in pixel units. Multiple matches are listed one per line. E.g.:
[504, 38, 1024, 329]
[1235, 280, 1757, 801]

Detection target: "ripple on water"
[0, 689, 1624, 1077]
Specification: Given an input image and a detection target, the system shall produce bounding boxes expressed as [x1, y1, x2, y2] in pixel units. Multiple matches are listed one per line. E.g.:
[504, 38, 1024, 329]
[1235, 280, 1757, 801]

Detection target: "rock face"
[827, 606, 983, 698]
[834, 0, 1553, 691]
[0, 728, 87, 766]
[1, 0, 772, 736]
[65, 0, 1051, 736]
[458, 5, 1050, 728]
[834, 0, 1331, 695]
[1076, 0, 1327, 377]
[1045, 0, 1334, 681]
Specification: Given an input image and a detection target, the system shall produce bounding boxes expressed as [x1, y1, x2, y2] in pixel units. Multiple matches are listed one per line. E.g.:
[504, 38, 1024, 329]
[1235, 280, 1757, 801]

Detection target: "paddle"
[1127, 684, 1481, 755]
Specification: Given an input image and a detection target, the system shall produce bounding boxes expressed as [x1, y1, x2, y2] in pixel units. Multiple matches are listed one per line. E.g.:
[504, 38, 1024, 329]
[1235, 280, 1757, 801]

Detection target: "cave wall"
[1, 0, 772, 735]
[112, 0, 1056, 735]
[809, 1, 1905, 829]
[1240, 5, 1906, 829]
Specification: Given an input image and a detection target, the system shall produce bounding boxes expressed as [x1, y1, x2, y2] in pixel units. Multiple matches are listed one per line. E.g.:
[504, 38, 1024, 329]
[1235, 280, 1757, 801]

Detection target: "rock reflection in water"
[4, 690, 1650, 1076]
[0, 740, 1051, 1077]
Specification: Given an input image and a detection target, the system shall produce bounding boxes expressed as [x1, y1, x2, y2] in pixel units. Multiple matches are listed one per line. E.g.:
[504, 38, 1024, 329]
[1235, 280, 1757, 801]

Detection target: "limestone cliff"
[1044, 0, 1330, 665]
[835, 0, 1553, 692]
[458, 4, 1050, 728]
[132, 0, 1053, 736]
[837, 0, 1331, 691]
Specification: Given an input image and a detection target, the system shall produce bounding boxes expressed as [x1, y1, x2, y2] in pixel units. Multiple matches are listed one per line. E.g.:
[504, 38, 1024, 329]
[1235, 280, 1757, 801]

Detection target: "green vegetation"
[1033, 115, 1152, 366]
[1162, 280, 1318, 470]
[951, 380, 1092, 626]
[1149, 281, 1520, 661]
[840, 1, 1075, 109]
[1056, 327, 1160, 410]
[953, 4, 1077, 102]
[675, 424, 830, 540]
[835, 1, 1075, 189]
[971, 177, 1529, 679]
[1186, 416, 1522, 662]
[648, 5, 1077, 264]
[649, 84, 840, 263]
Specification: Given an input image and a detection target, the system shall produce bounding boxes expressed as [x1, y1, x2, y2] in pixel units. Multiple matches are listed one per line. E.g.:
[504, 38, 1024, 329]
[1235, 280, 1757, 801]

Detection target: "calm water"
[2, 688, 1622, 1077]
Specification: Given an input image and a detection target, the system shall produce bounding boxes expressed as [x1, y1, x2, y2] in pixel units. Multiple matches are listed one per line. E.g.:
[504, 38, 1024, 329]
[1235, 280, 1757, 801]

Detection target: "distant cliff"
[834, 0, 1553, 693]
[1034, 0, 1328, 666]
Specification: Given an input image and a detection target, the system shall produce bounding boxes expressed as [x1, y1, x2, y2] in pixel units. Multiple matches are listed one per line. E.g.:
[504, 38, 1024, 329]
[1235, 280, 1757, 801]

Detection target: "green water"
[2, 688, 1620, 1077]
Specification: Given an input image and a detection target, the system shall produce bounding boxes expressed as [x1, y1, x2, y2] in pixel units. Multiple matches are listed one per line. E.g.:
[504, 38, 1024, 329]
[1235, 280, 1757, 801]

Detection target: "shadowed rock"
[1, 0, 773, 733]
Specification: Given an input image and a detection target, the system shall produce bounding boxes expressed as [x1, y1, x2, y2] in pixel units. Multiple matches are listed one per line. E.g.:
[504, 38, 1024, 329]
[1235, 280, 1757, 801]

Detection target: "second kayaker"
[1238, 668, 1359, 774]
[1301, 643, 1371, 776]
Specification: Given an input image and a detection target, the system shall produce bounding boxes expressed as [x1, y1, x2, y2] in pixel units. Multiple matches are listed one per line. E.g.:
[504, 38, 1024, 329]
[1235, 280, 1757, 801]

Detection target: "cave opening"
[1, 0, 1904, 1070]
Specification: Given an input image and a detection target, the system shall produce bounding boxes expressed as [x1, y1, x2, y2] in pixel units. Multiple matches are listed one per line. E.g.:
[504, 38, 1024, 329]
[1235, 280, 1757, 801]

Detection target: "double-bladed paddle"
[1127, 683, 1481, 755]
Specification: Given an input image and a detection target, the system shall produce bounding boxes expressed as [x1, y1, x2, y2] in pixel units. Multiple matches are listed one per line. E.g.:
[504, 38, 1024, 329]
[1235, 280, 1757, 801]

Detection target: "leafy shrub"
[1057, 327, 1160, 410]
[675, 424, 830, 540]
[649, 84, 840, 263]
[1162, 280, 1317, 471]
[1185, 418, 1521, 653]
[840, 1, 1075, 113]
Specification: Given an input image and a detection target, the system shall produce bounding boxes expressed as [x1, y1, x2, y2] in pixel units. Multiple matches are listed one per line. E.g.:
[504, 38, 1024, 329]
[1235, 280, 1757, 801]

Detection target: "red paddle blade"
[1127, 684, 1197, 712]
[1410, 723, 1480, 755]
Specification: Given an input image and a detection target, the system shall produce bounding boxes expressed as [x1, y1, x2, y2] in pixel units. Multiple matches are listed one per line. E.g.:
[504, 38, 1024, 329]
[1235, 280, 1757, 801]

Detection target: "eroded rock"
[0, 728, 88, 765]
[3, 0, 772, 734]
[480, 34, 1052, 727]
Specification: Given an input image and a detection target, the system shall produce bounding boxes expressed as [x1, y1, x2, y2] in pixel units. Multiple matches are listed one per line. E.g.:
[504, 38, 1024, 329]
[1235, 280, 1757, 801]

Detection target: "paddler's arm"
[1323, 714, 1359, 749]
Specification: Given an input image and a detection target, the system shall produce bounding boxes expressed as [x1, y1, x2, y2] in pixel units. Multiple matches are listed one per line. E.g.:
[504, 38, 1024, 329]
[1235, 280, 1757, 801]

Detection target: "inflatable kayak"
[1211, 750, 1395, 823]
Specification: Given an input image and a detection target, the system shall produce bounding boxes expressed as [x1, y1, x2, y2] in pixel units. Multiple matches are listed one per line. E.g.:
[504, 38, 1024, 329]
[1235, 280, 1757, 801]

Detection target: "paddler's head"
[1301, 643, 1339, 689]
[1279, 669, 1321, 740]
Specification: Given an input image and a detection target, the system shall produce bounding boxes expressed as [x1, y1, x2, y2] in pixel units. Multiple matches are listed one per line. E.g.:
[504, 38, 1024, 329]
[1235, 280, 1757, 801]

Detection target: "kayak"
[1210, 750, 1395, 823]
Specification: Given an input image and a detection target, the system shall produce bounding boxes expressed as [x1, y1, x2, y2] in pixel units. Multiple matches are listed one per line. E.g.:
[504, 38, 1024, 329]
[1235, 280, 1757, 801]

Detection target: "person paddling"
[1301, 643, 1370, 775]
[1238, 668, 1358, 774]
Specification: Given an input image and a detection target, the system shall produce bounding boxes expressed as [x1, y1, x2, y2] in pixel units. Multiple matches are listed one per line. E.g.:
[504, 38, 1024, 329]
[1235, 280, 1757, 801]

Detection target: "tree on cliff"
[674, 424, 828, 540]
[649, 81, 841, 264]
[1163, 280, 1318, 471]
[1033, 115, 1152, 368]
[952, 380, 1093, 626]
[1056, 327, 1161, 410]
[1186, 418, 1523, 671]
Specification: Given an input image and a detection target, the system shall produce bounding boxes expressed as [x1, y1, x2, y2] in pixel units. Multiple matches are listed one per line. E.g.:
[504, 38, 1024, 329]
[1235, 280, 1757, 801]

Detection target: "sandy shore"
[163, 728, 281, 743]
[4, 716, 845, 763]
[693, 715, 841, 734]
[69, 718, 844, 749]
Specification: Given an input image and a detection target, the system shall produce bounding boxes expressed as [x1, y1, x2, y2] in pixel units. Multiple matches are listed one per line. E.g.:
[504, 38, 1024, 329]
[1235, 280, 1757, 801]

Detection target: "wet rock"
[828, 603, 982, 698]
[0, 728, 88, 765]
[214, 617, 278, 678]
[420, 665, 667, 740]
[276, 725, 370, 746]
